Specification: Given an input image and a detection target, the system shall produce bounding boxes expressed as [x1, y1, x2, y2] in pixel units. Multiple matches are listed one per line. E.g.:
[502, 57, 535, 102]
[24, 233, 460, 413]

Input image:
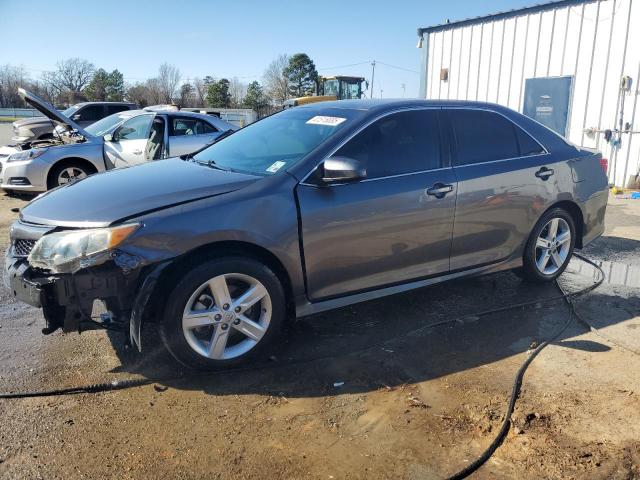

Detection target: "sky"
[0, 0, 536, 99]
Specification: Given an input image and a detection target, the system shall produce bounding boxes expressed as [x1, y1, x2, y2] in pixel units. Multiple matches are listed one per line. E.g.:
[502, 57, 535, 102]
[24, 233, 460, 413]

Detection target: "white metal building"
[417, 0, 640, 187]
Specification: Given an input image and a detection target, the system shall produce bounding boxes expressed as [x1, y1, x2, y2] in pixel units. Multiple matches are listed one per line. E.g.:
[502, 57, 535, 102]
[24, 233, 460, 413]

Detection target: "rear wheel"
[47, 161, 93, 189]
[519, 208, 576, 283]
[159, 257, 286, 370]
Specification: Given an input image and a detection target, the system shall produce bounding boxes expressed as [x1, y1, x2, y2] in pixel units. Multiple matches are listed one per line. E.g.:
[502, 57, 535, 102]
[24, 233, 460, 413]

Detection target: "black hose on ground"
[0, 254, 607, 480]
[445, 252, 605, 480]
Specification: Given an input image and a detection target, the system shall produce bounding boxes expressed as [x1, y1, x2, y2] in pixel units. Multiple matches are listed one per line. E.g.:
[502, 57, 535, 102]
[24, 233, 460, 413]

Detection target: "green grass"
[0, 116, 18, 122]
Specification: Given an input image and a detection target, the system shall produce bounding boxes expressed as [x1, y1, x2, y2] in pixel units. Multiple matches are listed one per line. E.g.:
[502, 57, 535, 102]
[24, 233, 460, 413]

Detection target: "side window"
[107, 105, 131, 116]
[334, 109, 441, 179]
[115, 115, 153, 141]
[76, 105, 102, 122]
[198, 121, 219, 134]
[516, 127, 545, 156]
[172, 118, 198, 136]
[448, 110, 520, 165]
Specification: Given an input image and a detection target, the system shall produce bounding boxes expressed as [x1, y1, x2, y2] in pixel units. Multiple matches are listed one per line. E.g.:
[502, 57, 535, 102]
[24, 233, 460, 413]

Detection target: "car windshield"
[84, 112, 137, 137]
[192, 107, 362, 175]
[62, 104, 81, 117]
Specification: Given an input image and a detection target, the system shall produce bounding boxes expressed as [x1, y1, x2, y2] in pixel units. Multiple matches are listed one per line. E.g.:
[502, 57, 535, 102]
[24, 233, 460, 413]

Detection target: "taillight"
[599, 158, 608, 174]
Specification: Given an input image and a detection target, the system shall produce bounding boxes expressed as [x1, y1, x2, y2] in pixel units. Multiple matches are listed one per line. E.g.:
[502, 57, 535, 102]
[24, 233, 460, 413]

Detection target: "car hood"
[17, 88, 91, 137]
[20, 158, 260, 227]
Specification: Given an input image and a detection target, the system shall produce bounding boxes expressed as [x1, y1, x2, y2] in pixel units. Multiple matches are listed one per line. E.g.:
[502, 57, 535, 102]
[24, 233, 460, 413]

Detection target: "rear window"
[449, 109, 544, 165]
[449, 109, 520, 165]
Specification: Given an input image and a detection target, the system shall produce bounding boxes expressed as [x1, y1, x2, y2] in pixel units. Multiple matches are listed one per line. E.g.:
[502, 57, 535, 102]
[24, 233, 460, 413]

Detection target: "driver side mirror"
[322, 156, 366, 183]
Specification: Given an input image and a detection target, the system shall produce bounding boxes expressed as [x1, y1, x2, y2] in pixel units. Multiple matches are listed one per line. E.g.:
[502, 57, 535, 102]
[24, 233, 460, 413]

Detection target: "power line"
[375, 61, 420, 74]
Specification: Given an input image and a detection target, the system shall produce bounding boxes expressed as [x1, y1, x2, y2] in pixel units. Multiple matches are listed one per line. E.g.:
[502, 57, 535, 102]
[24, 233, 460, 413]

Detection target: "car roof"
[73, 101, 136, 106]
[297, 98, 515, 112]
[114, 109, 237, 129]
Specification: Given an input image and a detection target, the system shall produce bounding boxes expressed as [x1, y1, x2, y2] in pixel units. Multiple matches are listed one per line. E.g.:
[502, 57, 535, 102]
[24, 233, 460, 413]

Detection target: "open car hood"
[18, 88, 91, 137]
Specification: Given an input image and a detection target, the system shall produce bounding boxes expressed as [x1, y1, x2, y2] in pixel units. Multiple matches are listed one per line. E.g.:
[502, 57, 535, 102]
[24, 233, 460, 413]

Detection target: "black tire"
[158, 256, 286, 370]
[519, 207, 576, 283]
[47, 160, 94, 189]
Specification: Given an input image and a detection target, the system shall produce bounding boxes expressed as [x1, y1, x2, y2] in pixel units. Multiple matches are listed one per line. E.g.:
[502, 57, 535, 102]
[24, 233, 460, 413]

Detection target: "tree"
[206, 78, 231, 108]
[284, 53, 318, 98]
[105, 69, 125, 101]
[125, 83, 150, 107]
[179, 82, 195, 107]
[263, 54, 289, 104]
[228, 77, 247, 107]
[157, 63, 181, 103]
[84, 68, 110, 101]
[43, 58, 95, 100]
[243, 81, 267, 111]
[193, 77, 207, 106]
[0, 64, 29, 107]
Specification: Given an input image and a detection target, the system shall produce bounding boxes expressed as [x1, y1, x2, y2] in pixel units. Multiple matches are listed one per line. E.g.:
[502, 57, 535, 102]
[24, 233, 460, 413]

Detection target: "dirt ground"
[0, 191, 639, 480]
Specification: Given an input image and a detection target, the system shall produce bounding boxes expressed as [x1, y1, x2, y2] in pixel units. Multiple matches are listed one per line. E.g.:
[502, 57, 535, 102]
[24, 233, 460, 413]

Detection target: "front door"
[296, 108, 457, 301]
[104, 114, 155, 169]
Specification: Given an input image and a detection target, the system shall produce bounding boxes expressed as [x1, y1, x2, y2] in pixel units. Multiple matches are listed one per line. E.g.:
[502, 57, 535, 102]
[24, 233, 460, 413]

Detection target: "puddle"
[570, 258, 640, 288]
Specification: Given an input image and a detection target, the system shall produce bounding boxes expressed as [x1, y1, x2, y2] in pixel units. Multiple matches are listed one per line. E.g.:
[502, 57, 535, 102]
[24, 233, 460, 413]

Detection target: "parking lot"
[0, 188, 639, 479]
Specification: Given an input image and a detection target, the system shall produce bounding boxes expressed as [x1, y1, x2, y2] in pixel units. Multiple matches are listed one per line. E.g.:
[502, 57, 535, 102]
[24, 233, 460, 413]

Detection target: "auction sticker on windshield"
[306, 116, 347, 127]
[266, 161, 287, 173]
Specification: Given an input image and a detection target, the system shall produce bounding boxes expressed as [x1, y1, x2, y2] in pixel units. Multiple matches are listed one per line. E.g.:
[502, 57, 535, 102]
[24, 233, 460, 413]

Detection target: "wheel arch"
[141, 240, 295, 327]
[46, 157, 99, 189]
[540, 199, 585, 248]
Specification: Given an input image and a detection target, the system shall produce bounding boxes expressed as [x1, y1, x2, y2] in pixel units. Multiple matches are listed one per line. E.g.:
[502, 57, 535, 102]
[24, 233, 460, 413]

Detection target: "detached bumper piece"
[5, 256, 143, 335]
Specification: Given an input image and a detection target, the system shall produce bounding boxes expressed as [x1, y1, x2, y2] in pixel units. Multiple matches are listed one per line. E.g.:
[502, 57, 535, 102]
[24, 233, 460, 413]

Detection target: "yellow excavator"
[283, 75, 367, 108]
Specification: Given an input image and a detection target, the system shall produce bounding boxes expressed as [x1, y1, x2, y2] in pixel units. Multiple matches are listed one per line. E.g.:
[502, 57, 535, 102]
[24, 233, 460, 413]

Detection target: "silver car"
[0, 89, 237, 193]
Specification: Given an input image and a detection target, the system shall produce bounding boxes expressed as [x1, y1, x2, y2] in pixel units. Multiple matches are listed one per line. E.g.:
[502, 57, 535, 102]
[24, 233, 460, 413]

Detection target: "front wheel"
[159, 257, 286, 370]
[48, 161, 92, 189]
[519, 208, 576, 283]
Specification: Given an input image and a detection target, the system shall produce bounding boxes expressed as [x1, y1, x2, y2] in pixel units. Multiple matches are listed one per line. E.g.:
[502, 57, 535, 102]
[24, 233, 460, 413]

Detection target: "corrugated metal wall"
[421, 0, 640, 187]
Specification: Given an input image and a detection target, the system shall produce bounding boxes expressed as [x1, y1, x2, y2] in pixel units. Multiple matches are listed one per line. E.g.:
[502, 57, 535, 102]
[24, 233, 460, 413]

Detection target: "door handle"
[133, 149, 143, 155]
[426, 183, 454, 198]
[535, 167, 554, 180]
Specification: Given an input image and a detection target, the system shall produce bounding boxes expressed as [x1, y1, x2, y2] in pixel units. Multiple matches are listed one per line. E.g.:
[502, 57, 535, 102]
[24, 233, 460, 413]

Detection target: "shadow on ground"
[104, 254, 634, 399]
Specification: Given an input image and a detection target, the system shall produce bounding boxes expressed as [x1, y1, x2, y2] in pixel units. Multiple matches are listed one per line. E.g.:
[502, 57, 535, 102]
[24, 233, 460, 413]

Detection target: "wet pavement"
[0, 193, 639, 479]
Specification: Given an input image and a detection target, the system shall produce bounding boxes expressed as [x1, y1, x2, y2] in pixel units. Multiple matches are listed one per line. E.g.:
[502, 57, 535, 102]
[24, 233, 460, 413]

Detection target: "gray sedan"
[0, 89, 237, 193]
[6, 99, 608, 369]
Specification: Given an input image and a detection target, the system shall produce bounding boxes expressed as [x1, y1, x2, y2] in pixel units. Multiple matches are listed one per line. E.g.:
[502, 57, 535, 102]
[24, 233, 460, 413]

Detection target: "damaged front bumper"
[4, 249, 168, 349]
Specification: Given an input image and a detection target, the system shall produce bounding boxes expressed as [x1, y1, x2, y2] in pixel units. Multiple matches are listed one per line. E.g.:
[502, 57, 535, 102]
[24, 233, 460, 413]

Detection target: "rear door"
[445, 108, 555, 270]
[296, 108, 458, 300]
[168, 117, 220, 156]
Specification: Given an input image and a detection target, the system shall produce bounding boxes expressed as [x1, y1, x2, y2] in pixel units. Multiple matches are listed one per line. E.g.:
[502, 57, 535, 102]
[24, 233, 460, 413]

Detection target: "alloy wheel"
[57, 167, 87, 185]
[181, 273, 272, 360]
[534, 217, 571, 275]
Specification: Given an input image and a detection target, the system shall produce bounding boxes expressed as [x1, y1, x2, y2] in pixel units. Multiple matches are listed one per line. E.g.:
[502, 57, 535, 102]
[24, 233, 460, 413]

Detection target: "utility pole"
[370, 60, 376, 98]
[401, 83, 406, 98]
[380, 88, 383, 99]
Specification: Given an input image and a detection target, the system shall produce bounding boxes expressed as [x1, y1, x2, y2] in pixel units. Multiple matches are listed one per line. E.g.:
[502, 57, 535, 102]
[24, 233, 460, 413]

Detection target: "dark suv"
[11, 101, 137, 144]
[5, 100, 608, 369]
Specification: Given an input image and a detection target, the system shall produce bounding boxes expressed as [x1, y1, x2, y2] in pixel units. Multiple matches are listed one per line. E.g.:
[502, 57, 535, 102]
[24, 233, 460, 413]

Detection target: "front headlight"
[28, 223, 140, 274]
[8, 147, 48, 163]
